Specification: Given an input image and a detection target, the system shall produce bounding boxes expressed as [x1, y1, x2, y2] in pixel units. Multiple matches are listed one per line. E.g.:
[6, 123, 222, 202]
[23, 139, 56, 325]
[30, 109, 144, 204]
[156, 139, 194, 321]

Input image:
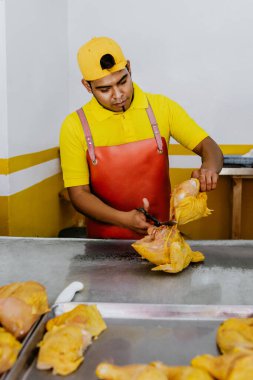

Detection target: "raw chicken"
[170, 178, 212, 225]
[132, 225, 204, 273]
[152, 361, 214, 379]
[96, 361, 213, 380]
[0, 327, 22, 374]
[191, 349, 253, 380]
[216, 317, 253, 354]
[46, 304, 107, 338]
[37, 305, 107, 376]
[0, 281, 49, 338]
[37, 324, 92, 376]
[96, 362, 168, 379]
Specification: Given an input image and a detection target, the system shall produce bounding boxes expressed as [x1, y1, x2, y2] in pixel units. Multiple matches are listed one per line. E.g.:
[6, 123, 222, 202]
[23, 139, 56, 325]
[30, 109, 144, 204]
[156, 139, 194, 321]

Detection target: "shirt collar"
[86, 82, 148, 121]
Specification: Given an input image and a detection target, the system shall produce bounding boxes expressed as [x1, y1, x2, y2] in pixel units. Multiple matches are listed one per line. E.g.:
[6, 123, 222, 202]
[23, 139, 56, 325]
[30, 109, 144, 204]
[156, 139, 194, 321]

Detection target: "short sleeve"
[168, 100, 208, 150]
[59, 113, 90, 187]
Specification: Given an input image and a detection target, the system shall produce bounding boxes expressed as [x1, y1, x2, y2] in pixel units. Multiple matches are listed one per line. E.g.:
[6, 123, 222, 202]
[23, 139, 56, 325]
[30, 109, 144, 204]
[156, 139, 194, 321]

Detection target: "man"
[60, 36, 223, 239]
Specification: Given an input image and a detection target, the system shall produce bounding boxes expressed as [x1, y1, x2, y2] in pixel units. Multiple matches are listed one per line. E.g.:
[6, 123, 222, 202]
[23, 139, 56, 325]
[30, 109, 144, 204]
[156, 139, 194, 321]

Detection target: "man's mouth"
[114, 100, 126, 107]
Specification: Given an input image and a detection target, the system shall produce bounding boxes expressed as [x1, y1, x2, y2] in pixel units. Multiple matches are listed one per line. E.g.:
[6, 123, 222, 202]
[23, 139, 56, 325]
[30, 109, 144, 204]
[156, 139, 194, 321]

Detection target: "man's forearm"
[194, 136, 224, 173]
[67, 185, 151, 235]
[68, 186, 124, 227]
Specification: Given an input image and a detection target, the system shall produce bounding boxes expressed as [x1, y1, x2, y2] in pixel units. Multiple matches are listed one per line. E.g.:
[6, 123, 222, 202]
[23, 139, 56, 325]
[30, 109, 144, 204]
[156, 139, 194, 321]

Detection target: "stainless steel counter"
[0, 237, 253, 305]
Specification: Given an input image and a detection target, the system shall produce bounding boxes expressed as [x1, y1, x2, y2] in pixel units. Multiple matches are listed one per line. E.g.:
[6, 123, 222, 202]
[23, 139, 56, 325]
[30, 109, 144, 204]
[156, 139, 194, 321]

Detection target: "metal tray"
[0, 314, 46, 380]
[3, 302, 253, 380]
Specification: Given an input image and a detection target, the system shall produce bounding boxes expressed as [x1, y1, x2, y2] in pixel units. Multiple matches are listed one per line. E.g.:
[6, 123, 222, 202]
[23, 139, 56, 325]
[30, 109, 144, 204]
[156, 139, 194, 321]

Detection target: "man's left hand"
[191, 168, 219, 192]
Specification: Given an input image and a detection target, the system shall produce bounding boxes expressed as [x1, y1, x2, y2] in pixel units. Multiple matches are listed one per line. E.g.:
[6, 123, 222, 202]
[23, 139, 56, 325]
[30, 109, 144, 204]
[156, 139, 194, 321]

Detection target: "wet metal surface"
[0, 237, 253, 305]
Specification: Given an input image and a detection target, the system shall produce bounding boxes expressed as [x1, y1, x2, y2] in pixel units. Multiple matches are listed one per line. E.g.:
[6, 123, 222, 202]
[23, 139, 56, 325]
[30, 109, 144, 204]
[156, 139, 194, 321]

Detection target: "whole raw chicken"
[216, 317, 253, 354]
[170, 178, 212, 225]
[191, 349, 253, 380]
[0, 281, 49, 338]
[132, 225, 204, 273]
[0, 327, 22, 374]
[96, 361, 213, 380]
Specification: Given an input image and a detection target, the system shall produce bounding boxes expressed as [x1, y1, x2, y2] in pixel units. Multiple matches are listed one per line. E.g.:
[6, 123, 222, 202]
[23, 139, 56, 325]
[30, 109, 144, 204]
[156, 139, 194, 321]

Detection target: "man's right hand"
[68, 186, 152, 235]
[118, 198, 152, 235]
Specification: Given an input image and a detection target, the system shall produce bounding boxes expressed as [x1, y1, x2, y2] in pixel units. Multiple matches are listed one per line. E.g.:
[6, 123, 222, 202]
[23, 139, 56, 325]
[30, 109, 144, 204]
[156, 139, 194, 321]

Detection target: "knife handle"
[54, 281, 84, 304]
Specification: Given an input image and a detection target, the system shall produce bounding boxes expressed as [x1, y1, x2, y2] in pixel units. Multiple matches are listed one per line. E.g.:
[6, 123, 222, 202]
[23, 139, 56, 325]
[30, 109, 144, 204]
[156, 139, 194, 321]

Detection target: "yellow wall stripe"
[0, 147, 59, 174]
[0, 159, 9, 175]
[1, 145, 252, 175]
[169, 144, 253, 155]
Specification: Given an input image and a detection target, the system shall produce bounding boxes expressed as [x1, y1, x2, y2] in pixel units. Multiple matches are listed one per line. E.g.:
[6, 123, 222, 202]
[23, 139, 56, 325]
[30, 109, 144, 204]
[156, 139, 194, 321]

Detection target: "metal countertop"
[0, 237, 253, 305]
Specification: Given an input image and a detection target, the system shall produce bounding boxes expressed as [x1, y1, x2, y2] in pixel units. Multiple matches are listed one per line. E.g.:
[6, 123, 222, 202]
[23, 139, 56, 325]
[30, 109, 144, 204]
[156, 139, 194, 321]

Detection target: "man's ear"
[81, 79, 92, 93]
[126, 60, 131, 76]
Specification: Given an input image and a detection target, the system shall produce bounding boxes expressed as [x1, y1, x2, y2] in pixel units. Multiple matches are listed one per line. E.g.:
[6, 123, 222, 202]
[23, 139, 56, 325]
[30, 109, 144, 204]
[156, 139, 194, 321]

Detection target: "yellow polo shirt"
[60, 83, 208, 187]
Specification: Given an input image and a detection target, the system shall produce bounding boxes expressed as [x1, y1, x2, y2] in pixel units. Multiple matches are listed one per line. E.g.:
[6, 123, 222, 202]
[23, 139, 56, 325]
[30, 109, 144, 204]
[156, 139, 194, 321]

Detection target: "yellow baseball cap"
[77, 37, 127, 81]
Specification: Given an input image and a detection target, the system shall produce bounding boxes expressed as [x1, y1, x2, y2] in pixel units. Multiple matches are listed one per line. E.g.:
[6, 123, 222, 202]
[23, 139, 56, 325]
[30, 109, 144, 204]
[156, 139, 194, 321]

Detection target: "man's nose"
[112, 86, 122, 100]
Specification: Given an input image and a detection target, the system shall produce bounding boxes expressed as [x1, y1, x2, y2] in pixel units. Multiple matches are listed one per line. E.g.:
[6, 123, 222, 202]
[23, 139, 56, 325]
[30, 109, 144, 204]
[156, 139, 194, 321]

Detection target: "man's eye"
[120, 80, 127, 85]
[100, 88, 109, 93]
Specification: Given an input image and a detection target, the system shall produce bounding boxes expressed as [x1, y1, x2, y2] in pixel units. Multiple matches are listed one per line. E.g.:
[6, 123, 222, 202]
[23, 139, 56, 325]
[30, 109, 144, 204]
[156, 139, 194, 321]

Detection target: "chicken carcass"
[0, 327, 22, 374]
[132, 225, 204, 273]
[96, 361, 213, 380]
[0, 281, 49, 338]
[216, 317, 253, 354]
[37, 305, 107, 376]
[170, 178, 212, 225]
[191, 349, 253, 380]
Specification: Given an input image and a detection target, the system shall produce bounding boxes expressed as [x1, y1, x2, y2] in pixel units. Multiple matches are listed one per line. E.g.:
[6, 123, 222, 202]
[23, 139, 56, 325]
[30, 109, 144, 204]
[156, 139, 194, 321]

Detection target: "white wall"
[67, 0, 253, 145]
[0, 0, 8, 158]
[5, 0, 69, 157]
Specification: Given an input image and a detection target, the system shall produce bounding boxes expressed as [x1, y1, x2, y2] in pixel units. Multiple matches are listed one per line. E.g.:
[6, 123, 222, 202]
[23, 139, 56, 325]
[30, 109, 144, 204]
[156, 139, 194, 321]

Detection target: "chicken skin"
[96, 362, 168, 380]
[170, 179, 212, 225]
[132, 225, 204, 273]
[37, 305, 107, 376]
[46, 304, 107, 338]
[0, 281, 49, 338]
[216, 317, 253, 354]
[191, 349, 253, 380]
[96, 361, 213, 380]
[37, 324, 92, 376]
[0, 327, 22, 374]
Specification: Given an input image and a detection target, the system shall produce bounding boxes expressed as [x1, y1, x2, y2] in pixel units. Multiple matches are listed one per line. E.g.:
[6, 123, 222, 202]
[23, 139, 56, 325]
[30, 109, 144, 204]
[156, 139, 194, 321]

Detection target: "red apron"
[77, 102, 171, 239]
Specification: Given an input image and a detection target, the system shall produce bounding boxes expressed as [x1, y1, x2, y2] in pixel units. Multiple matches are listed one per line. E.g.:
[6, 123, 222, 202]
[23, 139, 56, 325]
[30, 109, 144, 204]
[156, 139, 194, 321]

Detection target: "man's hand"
[192, 136, 223, 192]
[191, 168, 219, 192]
[120, 198, 152, 235]
[68, 186, 152, 235]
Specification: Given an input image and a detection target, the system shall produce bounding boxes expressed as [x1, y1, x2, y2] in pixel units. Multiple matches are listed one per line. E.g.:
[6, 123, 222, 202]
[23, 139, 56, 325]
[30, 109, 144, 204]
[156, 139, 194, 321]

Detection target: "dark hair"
[100, 54, 116, 70]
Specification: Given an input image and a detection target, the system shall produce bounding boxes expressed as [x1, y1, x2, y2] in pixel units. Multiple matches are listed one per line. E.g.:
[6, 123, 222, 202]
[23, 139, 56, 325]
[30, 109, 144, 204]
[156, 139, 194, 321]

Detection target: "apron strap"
[76, 99, 163, 163]
[76, 108, 97, 164]
[145, 101, 163, 153]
